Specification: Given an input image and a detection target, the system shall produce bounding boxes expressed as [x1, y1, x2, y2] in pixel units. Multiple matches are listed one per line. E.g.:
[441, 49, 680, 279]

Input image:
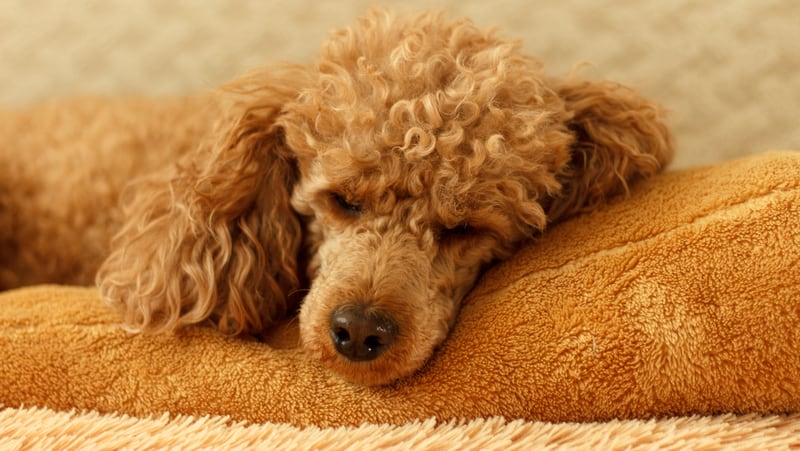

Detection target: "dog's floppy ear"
[546, 79, 674, 222]
[97, 66, 309, 335]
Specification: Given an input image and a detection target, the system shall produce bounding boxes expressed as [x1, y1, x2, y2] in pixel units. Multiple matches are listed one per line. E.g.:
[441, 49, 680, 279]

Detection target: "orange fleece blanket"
[1, 151, 799, 427]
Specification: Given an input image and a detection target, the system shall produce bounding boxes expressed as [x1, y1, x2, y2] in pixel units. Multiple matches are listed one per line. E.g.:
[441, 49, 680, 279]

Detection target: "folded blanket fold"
[1, 151, 799, 427]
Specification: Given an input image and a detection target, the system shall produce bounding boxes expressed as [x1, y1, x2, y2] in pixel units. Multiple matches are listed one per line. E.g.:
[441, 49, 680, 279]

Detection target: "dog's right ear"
[97, 65, 310, 335]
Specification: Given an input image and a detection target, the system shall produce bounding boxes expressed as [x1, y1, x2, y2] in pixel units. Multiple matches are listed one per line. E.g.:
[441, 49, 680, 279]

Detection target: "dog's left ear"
[546, 79, 674, 222]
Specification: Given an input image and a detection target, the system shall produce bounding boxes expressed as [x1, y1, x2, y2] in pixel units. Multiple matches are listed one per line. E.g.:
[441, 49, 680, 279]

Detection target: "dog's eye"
[331, 192, 362, 215]
[440, 223, 474, 240]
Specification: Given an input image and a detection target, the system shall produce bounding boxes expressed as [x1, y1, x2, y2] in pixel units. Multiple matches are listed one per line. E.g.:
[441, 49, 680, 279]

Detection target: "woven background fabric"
[1, 0, 798, 168]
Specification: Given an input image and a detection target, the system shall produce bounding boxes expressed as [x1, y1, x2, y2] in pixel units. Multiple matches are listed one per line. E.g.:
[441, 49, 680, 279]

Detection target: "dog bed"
[2, 151, 799, 446]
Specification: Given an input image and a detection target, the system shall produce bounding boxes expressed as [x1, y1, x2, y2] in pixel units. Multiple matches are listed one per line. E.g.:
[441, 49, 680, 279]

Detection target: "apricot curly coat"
[0, 10, 672, 385]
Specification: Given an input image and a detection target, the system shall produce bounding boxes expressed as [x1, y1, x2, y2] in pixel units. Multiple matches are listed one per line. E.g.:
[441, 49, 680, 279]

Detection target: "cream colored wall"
[1, 0, 798, 167]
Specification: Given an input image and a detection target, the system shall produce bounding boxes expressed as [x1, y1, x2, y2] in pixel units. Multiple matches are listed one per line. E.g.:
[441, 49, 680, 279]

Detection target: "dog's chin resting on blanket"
[0, 10, 672, 385]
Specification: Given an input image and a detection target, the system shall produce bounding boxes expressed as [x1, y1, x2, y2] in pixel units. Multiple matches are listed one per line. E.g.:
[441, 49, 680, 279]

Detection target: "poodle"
[0, 10, 673, 385]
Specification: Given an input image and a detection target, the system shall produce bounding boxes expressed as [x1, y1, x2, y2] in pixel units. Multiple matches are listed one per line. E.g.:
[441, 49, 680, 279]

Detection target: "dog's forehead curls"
[288, 16, 563, 234]
[97, 10, 671, 387]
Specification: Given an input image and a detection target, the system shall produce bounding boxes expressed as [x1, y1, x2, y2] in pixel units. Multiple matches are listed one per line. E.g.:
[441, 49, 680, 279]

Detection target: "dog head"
[99, 10, 672, 386]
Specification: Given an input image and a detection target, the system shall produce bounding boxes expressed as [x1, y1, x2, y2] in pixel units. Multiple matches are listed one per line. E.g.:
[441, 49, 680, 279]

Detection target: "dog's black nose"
[329, 304, 398, 362]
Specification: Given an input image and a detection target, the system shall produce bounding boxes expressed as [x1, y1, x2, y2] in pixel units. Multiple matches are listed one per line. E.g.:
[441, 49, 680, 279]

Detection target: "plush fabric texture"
[1, 151, 799, 428]
[2, 406, 799, 450]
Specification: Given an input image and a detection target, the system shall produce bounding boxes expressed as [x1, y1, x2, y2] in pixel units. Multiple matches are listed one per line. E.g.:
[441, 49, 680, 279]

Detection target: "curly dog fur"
[0, 10, 672, 385]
